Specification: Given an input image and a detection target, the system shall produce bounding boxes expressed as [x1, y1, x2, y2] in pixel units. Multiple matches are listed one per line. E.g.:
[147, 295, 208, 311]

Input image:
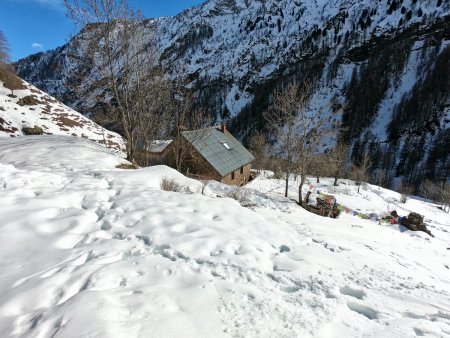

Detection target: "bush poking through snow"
[17, 95, 41, 106]
[160, 177, 183, 192]
[226, 188, 255, 208]
[397, 182, 414, 204]
[116, 163, 138, 170]
[349, 152, 372, 193]
[22, 125, 43, 135]
[400, 194, 409, 204]
[0, 65, 27, 93]
[441, 186, 450, 213]
[200, 180, 210, 195]
[271, 166, 285, 180]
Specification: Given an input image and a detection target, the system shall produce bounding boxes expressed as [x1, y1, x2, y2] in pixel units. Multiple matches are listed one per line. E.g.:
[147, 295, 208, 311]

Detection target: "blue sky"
[1, 0, 205, 61]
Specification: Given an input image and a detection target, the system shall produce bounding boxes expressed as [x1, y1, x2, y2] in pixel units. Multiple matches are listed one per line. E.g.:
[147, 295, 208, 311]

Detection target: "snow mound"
[0, 75, 125, 152]
[0, 135, 127, 171]
[0, 137, 449, 337]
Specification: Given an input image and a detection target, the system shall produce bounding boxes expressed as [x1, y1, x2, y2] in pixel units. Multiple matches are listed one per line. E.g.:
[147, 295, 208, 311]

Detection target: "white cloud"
[31, 42, 44, 50]
[34, 0, 63, 8]
[8, 0, 64, 11]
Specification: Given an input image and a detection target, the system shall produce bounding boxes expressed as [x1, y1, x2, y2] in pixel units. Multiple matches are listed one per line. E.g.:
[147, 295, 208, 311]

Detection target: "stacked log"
[301, 194, 341, 219]
[400, 212, 434, 237]
[316, 198, 341, 218]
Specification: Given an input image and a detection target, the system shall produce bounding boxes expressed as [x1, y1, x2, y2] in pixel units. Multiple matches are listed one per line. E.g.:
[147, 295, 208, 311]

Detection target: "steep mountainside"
[16, 0, 450, 187]
[0, 73, 125, 152]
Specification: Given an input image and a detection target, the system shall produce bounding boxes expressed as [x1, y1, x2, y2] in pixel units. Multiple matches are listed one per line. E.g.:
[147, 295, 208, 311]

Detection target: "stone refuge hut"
[181, 125, 255, 185]
[147, 125, 255, 186]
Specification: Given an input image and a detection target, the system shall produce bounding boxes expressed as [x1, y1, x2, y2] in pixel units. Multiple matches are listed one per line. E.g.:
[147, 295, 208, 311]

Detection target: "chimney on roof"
[220, 122, 226, 133]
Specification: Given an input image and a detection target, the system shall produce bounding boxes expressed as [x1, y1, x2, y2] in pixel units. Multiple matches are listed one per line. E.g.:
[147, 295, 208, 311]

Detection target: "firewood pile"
[399, 212, 434, 237]
[301, 192, 341, 219]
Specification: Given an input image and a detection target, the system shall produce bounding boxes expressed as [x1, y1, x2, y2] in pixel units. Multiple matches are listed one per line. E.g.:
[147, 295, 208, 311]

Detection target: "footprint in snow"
[136, 235, 151, 246]
[347, 302, 379, 320]
[324, 243, 341, 252]
[280, 286, 300, 293]
[95, 207, 105, 221]
[280, 245, 290, 253]
[413, 328, 428, 336]
[339, 286, 366, 300]
[313, 239, 347, 253]
[100, 221, 112, 231]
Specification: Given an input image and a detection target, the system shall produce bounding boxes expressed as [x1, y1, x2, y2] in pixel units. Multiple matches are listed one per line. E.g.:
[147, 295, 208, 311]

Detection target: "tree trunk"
[298, 175, 305, 206]
[285, 170, 290, 197]
[124, 123, 134, 162]
[128, 137, 135, 162]
[126, 139, 133, 162]
[175, 148, 182, 172]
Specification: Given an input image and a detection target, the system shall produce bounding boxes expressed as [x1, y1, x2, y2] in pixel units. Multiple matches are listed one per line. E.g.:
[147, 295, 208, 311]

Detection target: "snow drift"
[0, 136, 449, 337]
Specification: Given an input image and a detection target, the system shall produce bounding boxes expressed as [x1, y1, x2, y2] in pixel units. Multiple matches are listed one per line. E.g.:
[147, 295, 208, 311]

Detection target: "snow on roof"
[146, 140, 173, 153]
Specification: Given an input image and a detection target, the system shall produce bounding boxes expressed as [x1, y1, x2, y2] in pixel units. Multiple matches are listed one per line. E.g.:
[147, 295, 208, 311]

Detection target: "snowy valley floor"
[0, 136, 450, 337]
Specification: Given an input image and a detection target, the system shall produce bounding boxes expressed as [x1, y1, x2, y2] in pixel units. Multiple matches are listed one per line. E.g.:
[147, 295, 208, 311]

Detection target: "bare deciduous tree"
[373, 168, 386, 190]
[265, 81, 331, 204]
[0, 31, 10, 64]
[419, 179, 438, 203]
[291, 83, 331, 206]
[441, 185, 450, 213]
[350, 151, 372, 193]
[0, 31, 26, 97]
[397, 181, 414, 203]
[249, 131, 268, 174]
[328, 142, 348, 186]
[168, 88, 212, 173]
[64, 0, 171, 163]
[308, 152, 327, 184]
[264, 82, 300, 198]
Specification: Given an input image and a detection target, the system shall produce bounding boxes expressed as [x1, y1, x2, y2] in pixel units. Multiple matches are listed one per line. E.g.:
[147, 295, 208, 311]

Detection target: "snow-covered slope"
[0, 76, 125, 152]
[0, 136, 449, 337]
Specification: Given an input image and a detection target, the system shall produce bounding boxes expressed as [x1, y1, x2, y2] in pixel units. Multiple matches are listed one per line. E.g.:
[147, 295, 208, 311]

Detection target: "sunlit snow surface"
[0, 78, 125, 152]
[0, 136, 449, 337]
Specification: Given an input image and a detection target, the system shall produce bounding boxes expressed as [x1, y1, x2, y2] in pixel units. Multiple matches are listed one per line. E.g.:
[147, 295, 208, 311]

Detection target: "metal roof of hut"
[181, 127, 255, 177]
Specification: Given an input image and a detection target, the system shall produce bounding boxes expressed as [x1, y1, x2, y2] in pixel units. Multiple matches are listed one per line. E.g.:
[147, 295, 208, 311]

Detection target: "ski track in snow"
[0, 136, 449, 337]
